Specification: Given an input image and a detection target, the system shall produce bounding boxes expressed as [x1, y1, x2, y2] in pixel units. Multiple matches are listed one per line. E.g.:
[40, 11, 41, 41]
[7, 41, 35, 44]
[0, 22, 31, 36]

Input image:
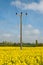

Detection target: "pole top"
[16, 12, 28, 16]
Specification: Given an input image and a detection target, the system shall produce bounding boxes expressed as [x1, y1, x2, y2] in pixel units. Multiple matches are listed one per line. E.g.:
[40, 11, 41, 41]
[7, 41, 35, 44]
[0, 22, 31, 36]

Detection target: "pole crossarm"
[16, 12, 27, 16]
[16, 12, 27, 50]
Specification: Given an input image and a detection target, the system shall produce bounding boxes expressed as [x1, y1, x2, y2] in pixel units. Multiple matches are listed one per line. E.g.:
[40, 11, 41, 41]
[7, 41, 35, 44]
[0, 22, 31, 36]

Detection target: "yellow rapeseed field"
[0, 47, 43, 65]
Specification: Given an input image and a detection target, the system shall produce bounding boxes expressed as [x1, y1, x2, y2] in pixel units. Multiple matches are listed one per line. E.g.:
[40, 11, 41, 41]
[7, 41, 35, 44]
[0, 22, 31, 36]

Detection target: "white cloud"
[11, 0, 43, 13]
[0, 24, 42, 43]
[23, 24, 40, 35]
[11, 1, 26, 10]
[28, 24, 33, 28]
[3, 33, 11, 37]
[32, 29, 40, 34]
[22, 24, 41, 43]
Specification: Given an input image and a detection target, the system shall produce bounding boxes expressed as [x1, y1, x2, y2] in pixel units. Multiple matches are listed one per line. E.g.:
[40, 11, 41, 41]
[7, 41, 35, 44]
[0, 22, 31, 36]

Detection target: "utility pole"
[16, 12, 27, 50]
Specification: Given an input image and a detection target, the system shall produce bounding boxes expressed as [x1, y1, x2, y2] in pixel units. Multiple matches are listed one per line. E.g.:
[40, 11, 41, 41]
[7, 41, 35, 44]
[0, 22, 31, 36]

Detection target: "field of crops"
[0, 47, 43, 65]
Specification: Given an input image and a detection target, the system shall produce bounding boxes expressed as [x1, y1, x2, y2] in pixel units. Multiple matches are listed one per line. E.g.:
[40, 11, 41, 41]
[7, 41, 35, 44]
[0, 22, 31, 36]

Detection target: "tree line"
[0, 40, 43, 47]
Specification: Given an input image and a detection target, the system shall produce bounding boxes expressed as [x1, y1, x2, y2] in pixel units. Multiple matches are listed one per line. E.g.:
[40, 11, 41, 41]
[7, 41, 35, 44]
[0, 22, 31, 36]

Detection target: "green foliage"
[0, 40, 43, 47]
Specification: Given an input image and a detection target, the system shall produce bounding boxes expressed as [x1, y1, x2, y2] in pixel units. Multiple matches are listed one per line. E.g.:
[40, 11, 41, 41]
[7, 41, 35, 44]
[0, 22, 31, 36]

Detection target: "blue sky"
[0, 0, 43, 43]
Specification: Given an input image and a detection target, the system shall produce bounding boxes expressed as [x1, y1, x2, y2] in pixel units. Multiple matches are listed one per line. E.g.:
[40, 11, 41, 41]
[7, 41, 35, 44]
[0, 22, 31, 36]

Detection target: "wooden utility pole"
[16, 12, 27, 50]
